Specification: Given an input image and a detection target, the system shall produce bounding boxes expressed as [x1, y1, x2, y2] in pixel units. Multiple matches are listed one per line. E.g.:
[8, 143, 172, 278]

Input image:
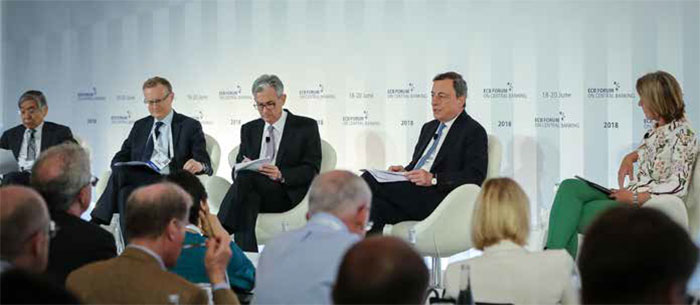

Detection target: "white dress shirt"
[18, 121, 43, 170]
[418, 112, 459, 171]
[148, 110, 174, 174]
[444, 240, 579, 305]
[259, 110, 288, 164]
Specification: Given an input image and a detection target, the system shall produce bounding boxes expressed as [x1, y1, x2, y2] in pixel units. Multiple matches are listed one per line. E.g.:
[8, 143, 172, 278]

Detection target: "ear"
[167, 219, 180, 241]
[78, 185, 91, 211]
[280, 94, 287, 106]
[29, 231, 46, 258]
[458, 95, 466, 106]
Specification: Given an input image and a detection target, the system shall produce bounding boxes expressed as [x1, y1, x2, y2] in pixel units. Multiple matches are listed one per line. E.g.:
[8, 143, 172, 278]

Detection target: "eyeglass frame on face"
[253, 101, 277, 111]
[18, 106, 42, 116]
[24, 220, 59, 242]
[87, 175, 99, 188]
[144, 91, 172, 105]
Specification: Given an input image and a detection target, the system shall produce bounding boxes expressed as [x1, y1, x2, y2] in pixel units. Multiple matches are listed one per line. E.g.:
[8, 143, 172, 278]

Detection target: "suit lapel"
[250, 120, 264, 159]
[171, 112, 183, 157]
[274, 110, 294, 166]
[40, 123, 50, 151]
[430, 112, 466, 171]
[11, 125, 26, 158]
[412, 121, 439, 165]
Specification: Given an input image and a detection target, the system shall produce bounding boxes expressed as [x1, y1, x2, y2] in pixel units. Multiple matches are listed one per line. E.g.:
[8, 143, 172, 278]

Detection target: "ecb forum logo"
[220, 85, 252, 100]
[387, 83, 427, 99]
[299, 84, 336, 100]
[77, 87, 106, 101]
[587, 81, 635, 99]
[483, 82, 527, 99]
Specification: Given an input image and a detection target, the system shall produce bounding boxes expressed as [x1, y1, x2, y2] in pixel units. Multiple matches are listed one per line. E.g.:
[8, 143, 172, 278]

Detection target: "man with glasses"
[31, 143, 116, 285]
[0, 185, 52, 274]
[361, 72, 488, 234]
[0, 90, 74, 185]
[254, 170, 371, 304]
[217, 74, 322, 252]
[91, 76, 212, 238]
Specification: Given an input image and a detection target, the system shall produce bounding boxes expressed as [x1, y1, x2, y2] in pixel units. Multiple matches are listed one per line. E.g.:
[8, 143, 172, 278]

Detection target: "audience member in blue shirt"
[165, 171, 255, 292]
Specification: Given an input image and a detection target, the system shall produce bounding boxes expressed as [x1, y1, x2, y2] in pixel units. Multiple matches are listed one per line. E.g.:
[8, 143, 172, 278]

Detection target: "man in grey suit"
[254, 170, 371, 304]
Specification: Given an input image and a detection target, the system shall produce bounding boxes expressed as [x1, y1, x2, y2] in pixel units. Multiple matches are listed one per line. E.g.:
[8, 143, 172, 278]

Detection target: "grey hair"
[308, 170, 372, 217]
[31, 143, 91, 212]
[17, 90, 47, 109]
[433, 71, 468, 98]
[251, 74, 284, 97]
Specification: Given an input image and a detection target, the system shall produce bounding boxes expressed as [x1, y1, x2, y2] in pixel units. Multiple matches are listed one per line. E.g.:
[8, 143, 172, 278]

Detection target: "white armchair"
[204, 133, 221, 175]
[382, 134, 503, 288]
[226, 139, 336, 246]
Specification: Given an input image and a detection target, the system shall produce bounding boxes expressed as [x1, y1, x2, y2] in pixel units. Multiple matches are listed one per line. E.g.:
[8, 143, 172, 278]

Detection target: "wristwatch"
[431, 174, 437, 186]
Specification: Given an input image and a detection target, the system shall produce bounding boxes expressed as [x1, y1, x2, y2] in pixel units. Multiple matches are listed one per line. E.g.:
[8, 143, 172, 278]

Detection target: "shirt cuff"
[211, 282, 229, 291]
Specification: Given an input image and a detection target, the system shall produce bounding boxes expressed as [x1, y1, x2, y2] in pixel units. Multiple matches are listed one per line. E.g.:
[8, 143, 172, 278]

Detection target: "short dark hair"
[125, 182, 191, 240]
[433, 71, 468, 98]
[579, 207, 698, 304]
[18, 90, 47, 108]
[333, 236, 429, 304]
[142, 76, 173, 93]
[164, 171, 207, 225]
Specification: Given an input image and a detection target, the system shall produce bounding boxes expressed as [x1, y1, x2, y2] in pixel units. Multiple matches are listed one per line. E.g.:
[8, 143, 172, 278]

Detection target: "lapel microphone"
[266, 136, 270, 143]
[433, 133, 438, 140]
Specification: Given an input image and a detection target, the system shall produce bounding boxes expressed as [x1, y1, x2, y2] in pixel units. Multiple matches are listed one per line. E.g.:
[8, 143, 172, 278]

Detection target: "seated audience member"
[0, 185, 52, 274]
[254, 170, 371, 304]
[66, 183, 238, 305]
[362, 71, 488, 234]
[333, 236, 429, 305]
[0, 90, 74, 186]
[1, 269, 80, 304]
[546, 70, 699, 257]
[579, 207, 698, 304]
[218, 74, 322, 252]
[91, 76, 212, 238]
[444, 178, 578, 305]
[31, 143, 116, 285]
[164, 171, 255, 292]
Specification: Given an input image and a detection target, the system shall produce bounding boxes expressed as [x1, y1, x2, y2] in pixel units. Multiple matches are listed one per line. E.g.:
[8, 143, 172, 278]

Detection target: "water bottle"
[408, 227, 417, 245]
[456, 264, 474, 305]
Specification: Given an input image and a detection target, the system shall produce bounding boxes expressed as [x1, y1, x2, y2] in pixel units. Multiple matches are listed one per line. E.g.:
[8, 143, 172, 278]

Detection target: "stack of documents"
[361, 169, 409, 183]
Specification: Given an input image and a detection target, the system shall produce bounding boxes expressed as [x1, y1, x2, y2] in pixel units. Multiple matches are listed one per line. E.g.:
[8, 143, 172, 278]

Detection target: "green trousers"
[545, 178, 621, 257]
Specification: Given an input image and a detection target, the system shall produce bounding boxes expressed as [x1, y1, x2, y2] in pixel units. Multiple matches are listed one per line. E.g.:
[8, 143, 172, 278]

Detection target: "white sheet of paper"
[362, 169, 409, 183]
[234, 157, 272, 174]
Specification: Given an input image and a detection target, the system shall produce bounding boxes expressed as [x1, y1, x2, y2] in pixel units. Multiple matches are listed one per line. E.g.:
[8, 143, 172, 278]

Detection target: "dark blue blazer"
[111, 111, 212, 175]
[0, 121, 74, 159]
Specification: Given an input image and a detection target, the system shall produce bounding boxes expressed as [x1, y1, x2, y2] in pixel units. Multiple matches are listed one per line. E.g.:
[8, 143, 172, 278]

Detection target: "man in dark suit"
[90, 76, 212, 235]
[0, 90, 73, 185]
[67, 183, 239, 305]
[218, 74, 321, 252]
[362, 72, 488, 234]
[31, 142, 116, 285]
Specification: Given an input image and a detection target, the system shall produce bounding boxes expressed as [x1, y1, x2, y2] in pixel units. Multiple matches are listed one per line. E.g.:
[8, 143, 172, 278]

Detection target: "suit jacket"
[406, 111, 488, 192]
[0, 121, 74, 159]
[444, 240, 579, 305]
[234, 110, 321, 204]
[66, 247, 239, 305]
[45, 211, 116, 286]
[111, 111, 212, 175]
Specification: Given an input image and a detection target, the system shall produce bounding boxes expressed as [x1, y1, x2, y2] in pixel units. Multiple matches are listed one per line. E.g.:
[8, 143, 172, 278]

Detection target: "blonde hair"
[636, 71, 685, 122]
[471, 178, 530, 249]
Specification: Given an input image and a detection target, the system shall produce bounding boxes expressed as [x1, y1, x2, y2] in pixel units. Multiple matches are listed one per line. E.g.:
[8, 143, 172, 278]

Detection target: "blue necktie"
[142, 121, 164, 161]
[414, 123, 446, 170]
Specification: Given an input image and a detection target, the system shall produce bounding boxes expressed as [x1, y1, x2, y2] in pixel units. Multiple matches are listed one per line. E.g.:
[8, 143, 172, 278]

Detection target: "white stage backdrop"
[2, 0, 699, 226]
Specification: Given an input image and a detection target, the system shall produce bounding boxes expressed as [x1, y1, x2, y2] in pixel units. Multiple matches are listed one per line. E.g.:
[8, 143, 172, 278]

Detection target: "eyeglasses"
[144, 92, 171, 105]
[253, 101, 276, 111]
[364, 221, 374, 232]
[18, 108, 40, 116]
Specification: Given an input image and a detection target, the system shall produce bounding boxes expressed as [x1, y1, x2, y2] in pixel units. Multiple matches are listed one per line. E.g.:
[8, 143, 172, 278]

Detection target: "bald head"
[0, 186, 50, 272]
[308, 170, 371, 217]
[31, 143, 91, 212]
[333, 236, 429, 304]
[125, 182, 192, 240]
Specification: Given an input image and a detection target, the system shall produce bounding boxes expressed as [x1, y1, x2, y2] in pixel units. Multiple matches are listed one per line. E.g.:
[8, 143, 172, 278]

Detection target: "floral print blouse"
[628, 117, 699, 198]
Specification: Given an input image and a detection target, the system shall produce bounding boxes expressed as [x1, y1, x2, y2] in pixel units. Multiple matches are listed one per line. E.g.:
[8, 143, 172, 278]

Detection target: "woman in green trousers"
[546, 71, 699, 257]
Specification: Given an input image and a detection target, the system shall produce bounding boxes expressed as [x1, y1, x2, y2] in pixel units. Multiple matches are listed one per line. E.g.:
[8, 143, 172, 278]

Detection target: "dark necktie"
[26, 129, 37, 161]
[142, 121, 164, 161]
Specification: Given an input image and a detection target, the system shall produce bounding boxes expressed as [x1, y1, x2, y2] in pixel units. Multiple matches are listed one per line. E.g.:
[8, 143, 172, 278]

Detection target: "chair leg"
[430, 256, 443, 289]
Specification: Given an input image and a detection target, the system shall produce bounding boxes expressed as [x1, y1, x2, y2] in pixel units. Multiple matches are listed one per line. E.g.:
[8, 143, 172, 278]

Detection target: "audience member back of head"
[333, 236, 429, 304]
[579, 206, 698, 304]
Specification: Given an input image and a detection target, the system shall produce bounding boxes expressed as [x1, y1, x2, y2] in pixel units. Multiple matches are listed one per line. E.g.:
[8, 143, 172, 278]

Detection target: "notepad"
[575, 175, 612, 195]
[361, 169, 409, 183]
